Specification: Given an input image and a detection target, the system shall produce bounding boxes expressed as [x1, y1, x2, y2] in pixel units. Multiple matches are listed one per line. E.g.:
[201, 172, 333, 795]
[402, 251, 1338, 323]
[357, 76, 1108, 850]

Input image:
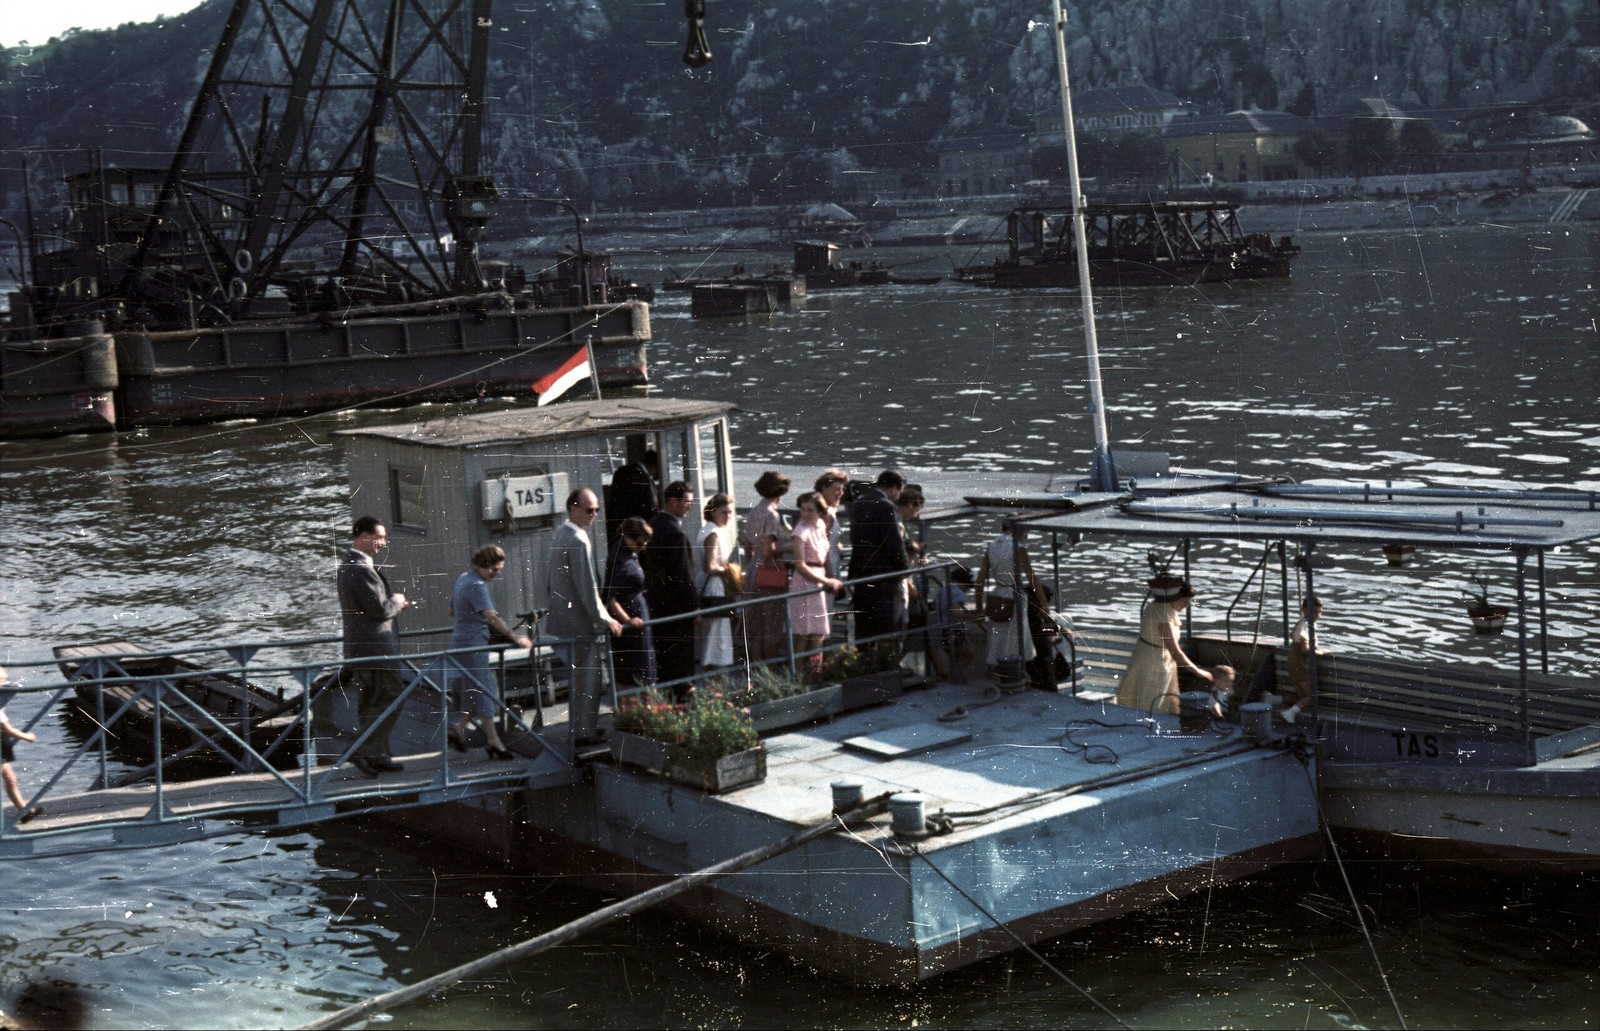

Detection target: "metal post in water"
[1515, 547, 1530, 757]
[1048, 0, 1116, 492]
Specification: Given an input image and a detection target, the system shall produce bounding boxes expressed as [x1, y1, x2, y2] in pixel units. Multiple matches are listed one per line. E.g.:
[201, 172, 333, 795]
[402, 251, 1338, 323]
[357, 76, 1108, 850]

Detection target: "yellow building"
[1164, 110, 1309, 184]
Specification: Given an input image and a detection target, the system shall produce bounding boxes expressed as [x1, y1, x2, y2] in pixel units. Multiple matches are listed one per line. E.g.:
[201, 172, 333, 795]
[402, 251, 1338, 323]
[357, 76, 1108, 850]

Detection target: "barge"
[0, 0, 649, 440]
[954, 200, 1299, 289]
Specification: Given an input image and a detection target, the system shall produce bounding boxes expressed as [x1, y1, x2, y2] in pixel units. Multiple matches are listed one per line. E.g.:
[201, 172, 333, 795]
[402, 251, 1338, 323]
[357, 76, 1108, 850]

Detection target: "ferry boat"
[1016, 482, 1600, 871]
[0, 0, 649, 440]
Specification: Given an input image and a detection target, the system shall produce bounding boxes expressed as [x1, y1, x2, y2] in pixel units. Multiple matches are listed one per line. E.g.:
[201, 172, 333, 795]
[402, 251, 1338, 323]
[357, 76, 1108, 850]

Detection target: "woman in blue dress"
[604, 516, 657, 688]
[448, 545, 530, 760]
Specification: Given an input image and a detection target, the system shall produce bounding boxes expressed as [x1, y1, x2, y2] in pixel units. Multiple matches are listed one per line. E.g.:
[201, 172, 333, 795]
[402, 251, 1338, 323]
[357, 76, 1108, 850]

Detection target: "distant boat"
[954, 200, 1299, 289]
[792, 240, 942, 288]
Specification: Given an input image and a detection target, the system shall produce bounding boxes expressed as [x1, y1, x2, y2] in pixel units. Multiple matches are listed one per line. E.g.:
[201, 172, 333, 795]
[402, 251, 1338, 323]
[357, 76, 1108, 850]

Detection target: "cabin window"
[390, 466, 427, 532]
[696, 420, 728, 501]
[675, 428, 692, 486]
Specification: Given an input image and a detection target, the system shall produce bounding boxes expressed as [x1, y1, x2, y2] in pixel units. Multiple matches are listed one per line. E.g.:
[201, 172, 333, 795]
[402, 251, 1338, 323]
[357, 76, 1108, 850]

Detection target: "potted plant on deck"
[1464, 571, 1509, 634]
[723, 665, 842, 734]
[611, 690, 765, 793]
[820, 642, 912, 711]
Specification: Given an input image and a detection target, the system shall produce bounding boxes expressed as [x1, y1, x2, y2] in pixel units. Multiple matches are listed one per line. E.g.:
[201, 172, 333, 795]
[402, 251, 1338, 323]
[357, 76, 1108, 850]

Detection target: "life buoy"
[233, 248, 254, 274]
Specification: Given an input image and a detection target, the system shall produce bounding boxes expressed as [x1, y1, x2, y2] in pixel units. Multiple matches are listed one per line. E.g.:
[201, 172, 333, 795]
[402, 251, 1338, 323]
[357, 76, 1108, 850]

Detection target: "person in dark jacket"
[642, 480, 699, 699]
[847, 469, 908, 641]
[336, 516, 411, 776]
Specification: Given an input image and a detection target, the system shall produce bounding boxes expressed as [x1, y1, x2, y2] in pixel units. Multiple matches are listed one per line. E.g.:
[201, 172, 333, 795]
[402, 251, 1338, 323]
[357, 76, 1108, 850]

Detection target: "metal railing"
[0, 634, 553, 858]
[0, 562, 966, 858]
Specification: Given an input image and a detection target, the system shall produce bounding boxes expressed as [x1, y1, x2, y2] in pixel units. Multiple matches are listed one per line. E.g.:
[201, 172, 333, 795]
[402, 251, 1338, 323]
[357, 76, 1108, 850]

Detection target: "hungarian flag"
[531, 346, 593, 406]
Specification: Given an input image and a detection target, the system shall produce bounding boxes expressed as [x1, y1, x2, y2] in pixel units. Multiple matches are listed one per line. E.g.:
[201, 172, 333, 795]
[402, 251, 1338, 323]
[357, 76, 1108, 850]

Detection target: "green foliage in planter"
[613, 689, 759, 760]
[817, 642, 901, 682]
[722, 665, 814, 708]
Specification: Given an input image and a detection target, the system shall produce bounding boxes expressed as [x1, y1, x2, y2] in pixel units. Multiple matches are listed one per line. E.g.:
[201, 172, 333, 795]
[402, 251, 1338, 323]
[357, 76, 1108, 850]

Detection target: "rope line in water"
[910, 845, 1131, 1029]
[299, 793, 892, 1030]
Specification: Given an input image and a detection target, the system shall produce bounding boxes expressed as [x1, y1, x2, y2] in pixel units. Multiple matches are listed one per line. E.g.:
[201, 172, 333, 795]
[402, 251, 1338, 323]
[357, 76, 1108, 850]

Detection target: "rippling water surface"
[1, 222, 1598, 1028]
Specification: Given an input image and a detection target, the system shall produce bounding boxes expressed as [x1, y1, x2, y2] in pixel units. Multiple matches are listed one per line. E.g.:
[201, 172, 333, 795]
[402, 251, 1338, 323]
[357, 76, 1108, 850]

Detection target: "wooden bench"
[1277, 650, 1600, 739]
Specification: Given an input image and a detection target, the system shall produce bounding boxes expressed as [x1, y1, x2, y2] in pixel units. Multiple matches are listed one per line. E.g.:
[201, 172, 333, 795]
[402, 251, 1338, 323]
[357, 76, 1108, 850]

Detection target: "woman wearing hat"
[1117, 580, 1215, 715]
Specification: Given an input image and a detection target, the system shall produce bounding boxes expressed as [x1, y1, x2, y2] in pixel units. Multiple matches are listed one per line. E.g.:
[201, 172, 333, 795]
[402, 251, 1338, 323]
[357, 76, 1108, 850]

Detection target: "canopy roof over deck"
[1021, 484, 1600, 552]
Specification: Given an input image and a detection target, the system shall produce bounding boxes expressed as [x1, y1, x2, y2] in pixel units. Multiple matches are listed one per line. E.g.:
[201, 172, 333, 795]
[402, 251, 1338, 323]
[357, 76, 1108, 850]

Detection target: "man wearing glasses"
[546, 488, 624, 749]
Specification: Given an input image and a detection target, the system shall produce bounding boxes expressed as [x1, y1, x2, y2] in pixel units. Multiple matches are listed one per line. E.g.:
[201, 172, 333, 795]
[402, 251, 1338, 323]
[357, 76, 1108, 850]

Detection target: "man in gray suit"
[337, 516, 411, 775]
[545, 488, 623, 747]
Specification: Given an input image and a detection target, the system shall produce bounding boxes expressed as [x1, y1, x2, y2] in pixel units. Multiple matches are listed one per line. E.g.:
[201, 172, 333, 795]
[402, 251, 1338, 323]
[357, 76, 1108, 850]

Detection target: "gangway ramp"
[1, 745, 579, 860]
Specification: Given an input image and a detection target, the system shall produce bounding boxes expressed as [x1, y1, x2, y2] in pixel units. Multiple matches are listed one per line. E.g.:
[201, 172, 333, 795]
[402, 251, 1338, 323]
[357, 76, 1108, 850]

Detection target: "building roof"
[1073, 85, 1186, 116]
[934, 133, 1029, 154]
[336, 398, 739, 449]
[1164, 110, 1309, 138]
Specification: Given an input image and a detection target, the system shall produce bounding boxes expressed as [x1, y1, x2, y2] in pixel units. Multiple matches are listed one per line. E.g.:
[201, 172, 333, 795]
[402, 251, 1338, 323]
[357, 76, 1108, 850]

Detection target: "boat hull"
[2, 300, 649, 437]
[508, 752, 1319, 983]
[1322, 749, 1600, 872]
[111, 300, 649, 428]
[0, 327, 119, 437]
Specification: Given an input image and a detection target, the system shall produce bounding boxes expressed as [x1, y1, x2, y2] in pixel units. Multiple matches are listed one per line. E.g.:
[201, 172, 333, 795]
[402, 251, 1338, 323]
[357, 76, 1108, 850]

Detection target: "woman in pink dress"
[787, 492, 842, 679]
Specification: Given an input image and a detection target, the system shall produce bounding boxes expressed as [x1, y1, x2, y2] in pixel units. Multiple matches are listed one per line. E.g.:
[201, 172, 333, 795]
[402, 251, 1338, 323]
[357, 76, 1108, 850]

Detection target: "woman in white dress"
[813, 468, 849, 618]
[975, 520, 1047, 675]
[696, 492, 739, 669]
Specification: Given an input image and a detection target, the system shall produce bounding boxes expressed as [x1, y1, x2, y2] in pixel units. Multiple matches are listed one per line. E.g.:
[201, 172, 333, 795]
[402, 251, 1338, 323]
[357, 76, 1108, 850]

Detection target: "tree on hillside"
[1348, 117, 1398, 177]
[1396, 119, 1447, 173]
[1293, 127, 1341, 176]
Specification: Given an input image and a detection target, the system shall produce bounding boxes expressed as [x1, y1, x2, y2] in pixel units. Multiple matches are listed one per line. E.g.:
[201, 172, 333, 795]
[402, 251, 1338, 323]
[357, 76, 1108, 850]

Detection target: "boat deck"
[534, 677, 1322, 982]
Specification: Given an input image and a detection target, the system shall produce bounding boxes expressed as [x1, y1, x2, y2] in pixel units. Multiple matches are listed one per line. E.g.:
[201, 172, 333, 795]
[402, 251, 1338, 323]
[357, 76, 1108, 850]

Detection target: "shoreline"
[503, 184, 1596, 258]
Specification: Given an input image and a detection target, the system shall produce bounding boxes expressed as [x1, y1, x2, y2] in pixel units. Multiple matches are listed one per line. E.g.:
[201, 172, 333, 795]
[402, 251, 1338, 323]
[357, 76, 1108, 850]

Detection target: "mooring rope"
[300, 793, 892, 1030]
[1301, 752, 1409, 1029]
[910, 846, 1131, 1029]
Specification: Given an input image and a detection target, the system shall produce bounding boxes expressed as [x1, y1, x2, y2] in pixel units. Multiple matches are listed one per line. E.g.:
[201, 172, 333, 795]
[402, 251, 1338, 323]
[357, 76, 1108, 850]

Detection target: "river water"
[1, 220, 1597, 1028]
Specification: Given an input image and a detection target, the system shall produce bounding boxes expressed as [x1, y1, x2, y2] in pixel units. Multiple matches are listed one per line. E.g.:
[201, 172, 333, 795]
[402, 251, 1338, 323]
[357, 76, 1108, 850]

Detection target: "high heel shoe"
[486, 744, 515, 761]
[447, 726, 467, 753]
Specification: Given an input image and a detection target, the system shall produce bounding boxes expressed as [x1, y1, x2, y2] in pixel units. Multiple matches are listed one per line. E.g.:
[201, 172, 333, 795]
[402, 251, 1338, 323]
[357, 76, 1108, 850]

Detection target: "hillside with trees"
[1, 0, 1595, 215]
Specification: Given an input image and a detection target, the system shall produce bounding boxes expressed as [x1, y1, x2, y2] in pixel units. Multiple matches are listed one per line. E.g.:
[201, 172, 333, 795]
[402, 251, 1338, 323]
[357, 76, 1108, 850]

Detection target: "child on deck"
[0, 666, 42, 825]
[929, 566, 978, 681]
[1207, 663, 1239, 718]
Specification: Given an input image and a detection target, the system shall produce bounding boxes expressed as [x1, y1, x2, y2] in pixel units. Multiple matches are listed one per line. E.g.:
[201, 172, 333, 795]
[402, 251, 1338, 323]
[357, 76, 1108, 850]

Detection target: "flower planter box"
[610, 731, 767, 794]
[747, 684, 842, 734]
[839, 670, 904, 712]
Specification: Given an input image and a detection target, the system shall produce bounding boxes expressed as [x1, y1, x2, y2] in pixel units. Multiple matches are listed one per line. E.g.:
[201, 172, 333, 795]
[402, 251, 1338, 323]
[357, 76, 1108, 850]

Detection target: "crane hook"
[683, 0, 711, 67]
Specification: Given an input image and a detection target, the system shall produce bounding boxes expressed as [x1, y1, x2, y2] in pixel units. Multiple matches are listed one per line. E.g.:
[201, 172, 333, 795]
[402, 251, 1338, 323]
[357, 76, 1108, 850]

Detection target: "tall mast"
[1050, 0, 1117, 492]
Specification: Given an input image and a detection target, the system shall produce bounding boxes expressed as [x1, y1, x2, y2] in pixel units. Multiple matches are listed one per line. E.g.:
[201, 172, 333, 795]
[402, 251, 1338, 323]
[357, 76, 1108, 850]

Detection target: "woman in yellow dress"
[1116, 583, 1215, 715]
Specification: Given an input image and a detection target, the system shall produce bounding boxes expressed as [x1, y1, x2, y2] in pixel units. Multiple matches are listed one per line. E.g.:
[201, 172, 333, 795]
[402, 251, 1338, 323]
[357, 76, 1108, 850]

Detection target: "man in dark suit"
[336, 516, 410, 776]
[848, 469, 908, 642]
[642, 480, 698, 699]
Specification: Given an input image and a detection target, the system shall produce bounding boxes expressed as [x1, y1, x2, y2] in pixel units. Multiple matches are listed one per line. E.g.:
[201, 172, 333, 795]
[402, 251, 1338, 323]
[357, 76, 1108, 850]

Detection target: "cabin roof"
[1022, 486, 1600, 551]
[335, 398, 738, 449]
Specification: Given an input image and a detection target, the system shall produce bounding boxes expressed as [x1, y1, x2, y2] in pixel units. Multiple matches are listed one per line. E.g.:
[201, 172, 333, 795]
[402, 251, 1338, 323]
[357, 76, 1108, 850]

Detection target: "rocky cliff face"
[2, 0, 1595, 212]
